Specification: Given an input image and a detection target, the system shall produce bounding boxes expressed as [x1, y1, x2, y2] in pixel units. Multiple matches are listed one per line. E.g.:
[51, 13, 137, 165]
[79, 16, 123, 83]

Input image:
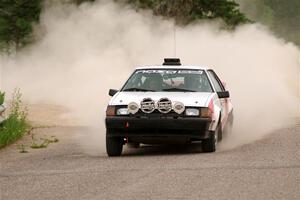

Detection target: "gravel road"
[0, 105, 299, 200]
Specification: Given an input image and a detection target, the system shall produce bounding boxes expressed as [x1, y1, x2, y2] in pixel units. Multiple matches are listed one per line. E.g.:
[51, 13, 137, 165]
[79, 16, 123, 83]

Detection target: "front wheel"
[202, 124, 221, 153]
[106, 135, 123, 157]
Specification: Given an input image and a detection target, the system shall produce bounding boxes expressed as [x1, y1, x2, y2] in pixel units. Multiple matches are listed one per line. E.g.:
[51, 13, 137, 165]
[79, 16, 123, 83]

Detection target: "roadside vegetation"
[30, 135, 59, 149]
[1, 0, 298, 52]
[1, 0, 248, 52]
[0, 0, 42, 52]
[120, 0, 250, 27]
[0, 89, 30, 149]
[239, 0, 300, 46]
[0, 89, 58, 152]
[0, 92, 4, 104]
[17, 132, 59, 153]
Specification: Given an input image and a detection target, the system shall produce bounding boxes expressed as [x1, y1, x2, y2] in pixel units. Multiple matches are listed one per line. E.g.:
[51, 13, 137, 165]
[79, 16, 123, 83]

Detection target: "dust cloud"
[1, 0, 299, 153]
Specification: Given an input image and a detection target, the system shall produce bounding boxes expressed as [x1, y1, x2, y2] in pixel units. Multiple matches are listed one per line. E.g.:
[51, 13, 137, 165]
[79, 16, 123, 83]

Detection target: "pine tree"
[0, 0, 42, 51]
[124, 0, 249, 27]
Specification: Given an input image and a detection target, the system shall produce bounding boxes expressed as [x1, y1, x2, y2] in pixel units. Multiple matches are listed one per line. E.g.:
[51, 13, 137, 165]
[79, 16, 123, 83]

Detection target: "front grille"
[134, 109, 182, 118]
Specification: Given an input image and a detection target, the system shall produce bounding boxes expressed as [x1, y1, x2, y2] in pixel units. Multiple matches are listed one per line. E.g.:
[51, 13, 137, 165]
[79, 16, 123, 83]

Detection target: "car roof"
[135, 65, 209, 70]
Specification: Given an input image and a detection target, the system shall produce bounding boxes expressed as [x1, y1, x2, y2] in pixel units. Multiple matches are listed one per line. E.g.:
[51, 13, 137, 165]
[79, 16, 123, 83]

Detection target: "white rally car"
[105, 58, 233, 156]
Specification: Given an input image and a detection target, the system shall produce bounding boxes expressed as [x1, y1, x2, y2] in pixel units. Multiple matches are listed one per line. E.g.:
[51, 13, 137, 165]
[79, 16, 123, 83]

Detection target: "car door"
[207, 70, 230, 129]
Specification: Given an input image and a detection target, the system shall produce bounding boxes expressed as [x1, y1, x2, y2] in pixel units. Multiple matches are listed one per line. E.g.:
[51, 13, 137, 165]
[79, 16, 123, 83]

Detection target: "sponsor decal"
[136, 70, 203, 75]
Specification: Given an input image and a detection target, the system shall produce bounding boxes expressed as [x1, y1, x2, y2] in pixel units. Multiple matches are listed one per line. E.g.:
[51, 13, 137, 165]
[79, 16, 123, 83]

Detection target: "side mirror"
[217, 91, 230, 99]
[109, 89, 118, 97]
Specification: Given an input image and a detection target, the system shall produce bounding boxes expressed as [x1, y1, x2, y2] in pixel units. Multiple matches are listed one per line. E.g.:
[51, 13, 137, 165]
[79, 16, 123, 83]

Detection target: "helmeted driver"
[144, 73, 163, 91]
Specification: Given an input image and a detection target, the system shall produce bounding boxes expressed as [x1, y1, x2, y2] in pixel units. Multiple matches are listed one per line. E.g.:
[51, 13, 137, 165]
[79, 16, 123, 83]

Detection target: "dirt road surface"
[0, 104, 299, 200]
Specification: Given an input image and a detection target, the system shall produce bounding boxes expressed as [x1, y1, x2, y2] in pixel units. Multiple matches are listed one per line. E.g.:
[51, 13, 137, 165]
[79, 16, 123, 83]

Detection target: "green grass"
[0, 92, 4, 105]
[0, 89, 30, 149]
[30, 136, 59, 149]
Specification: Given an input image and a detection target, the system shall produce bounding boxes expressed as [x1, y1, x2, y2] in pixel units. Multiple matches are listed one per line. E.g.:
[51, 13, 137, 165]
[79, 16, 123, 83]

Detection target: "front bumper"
[106, 116, 211, 140]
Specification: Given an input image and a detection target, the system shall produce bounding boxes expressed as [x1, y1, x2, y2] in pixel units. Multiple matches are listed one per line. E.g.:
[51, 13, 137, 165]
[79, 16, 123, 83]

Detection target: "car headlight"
[117, 108, 129, 115]
[185, 108, 200, 116]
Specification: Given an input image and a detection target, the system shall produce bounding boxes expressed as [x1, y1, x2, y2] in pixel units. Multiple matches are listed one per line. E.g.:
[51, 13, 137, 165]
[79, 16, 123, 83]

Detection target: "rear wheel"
[106, 135, 123, 157]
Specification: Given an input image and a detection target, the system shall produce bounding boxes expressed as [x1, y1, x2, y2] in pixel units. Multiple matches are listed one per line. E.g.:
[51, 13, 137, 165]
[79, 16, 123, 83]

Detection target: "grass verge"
[0, 89, 30, 149]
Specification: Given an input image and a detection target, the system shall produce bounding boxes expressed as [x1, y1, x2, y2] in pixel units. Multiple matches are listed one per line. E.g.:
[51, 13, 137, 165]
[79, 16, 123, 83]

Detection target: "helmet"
[144, 73, 163, 91]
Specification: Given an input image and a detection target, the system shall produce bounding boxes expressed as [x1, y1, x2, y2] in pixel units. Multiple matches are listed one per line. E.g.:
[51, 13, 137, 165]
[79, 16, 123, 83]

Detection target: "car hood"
[110, 92, 214, 107]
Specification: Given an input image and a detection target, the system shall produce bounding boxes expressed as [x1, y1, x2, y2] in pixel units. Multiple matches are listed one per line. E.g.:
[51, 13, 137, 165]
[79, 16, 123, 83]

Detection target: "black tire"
[202, 133, 216, 153]
[106, 136, 123, 157]
[202, 124, 221, 153]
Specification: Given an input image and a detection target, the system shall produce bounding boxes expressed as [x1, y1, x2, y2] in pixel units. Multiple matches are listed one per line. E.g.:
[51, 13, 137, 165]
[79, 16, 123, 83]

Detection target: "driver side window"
[208, 70, 224, 92]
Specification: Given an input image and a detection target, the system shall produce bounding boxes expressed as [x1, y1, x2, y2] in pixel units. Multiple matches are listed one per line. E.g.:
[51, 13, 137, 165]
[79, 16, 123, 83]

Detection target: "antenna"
[173, 23, 177, 57]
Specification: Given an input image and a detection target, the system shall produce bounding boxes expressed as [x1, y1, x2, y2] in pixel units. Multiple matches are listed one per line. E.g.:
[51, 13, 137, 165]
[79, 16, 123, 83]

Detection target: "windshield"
[122, 69, 213, 92]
